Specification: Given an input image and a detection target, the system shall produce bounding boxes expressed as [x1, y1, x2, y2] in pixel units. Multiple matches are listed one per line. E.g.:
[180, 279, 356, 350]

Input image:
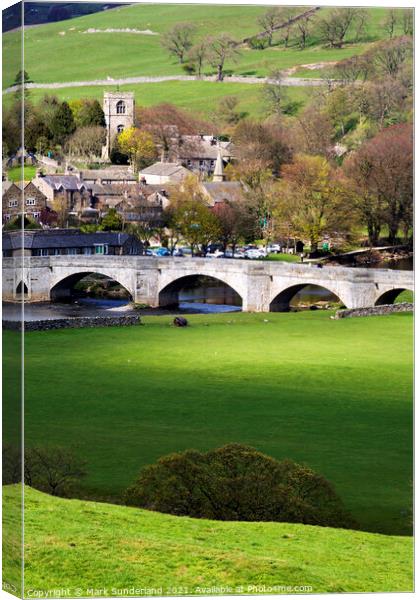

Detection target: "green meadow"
[2, 5, 406, 92]
[2, 485, 413, 596]
[4, 311, 413, 535]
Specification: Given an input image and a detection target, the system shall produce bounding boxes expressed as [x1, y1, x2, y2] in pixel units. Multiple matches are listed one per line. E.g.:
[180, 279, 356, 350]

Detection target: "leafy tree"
[161, 23, 196, 63]
[293, 105, 335, 158]
[118, 127, 157, 171]
[2, 443, 21, 484]
[168, 176, 221, 254]
[262, 70, 299, 117]
[13, 70, 32, 85]
[125, 443, 354, 527]
[100, 208, 124, 231]
[207, 34, 241, 81]
[24, 446, 87, 497]
[369, 36, 413, 78]
[318, 8, 368, 48]
[295, 13, 313, 49]
[279, 153, 356, 252]
[70, 99, 106, 128]
[49, 101, 76, 145]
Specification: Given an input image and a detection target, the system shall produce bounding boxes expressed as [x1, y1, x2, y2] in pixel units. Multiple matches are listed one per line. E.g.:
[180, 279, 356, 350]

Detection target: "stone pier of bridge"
[2, 256, 414, 312]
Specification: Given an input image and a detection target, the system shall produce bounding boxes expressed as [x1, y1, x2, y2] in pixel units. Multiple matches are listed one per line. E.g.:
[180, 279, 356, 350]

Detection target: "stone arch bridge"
[2, 256, 414, 311]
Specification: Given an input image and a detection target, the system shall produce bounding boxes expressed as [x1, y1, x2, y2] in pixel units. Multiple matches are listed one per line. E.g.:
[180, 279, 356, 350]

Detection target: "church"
[102, 91, 135, 160]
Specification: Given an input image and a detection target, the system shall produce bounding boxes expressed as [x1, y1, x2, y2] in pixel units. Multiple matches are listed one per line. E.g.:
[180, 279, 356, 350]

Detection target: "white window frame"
[9, 200, 18, 208]
[26, 197, 36, 206]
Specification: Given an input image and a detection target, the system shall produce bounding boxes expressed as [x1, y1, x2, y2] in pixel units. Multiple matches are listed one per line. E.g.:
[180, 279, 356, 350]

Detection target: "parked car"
[245, 248, 264, 260]
[267, 244, 281, 254]
[206, 250, 224, 258]
[172, 248, 184, 257]
[153, 247, 171, 257]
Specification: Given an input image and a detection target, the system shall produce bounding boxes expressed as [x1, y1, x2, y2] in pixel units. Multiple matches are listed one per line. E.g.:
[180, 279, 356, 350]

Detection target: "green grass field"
[2, 5, 406, 92]
[2, 485, 413, 596]
[3, 311, 413, 535]
[5, 165, 37, 182]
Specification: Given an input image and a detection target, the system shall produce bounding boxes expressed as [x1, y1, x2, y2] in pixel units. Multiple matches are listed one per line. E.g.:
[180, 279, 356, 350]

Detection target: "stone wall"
[335, 303, 413, 319]
[3, 315, 141, 331]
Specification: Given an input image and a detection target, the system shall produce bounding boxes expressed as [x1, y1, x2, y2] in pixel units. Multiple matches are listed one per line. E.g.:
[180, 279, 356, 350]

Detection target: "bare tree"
[161, 23, 196, 63]
[257, 7, 283, 46]
[402, 10, 413, 36]
[384, 9, 398, 39]
[371, 36, 413, 78]
[295, 14, 312, 49]
[262, 70, 290, 117]
[318, 8, 368, 48]
[207, 34, 241, 81]
[25, 446, 87, 496]
[66, 126, 106, 161]
[186, 40, 208, 77]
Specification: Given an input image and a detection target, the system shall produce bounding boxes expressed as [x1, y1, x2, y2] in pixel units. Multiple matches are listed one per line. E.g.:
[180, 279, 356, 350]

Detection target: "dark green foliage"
[50, 101, 76, 145]
[77, 99, 106, 128]
[100, 208, 123, 231]
[13, 70, 33, 85]
[125, 443, 355, 527]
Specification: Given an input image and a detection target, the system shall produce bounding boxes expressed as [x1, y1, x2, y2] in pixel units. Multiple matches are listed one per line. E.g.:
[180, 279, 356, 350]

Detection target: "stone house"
[2, 229, 144, 258]
[175, 135, 234, 177]
[2, 181, 48, 223]
[77, 167, 137, 186]
[32, 173, 92, 214]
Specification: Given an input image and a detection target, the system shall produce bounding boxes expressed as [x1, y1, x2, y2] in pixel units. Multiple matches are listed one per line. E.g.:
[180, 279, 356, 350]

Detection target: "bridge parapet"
[2, 256, 414, 310]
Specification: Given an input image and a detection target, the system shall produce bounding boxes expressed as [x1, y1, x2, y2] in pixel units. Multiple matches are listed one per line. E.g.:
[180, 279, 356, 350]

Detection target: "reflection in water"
[290, 285, 338, 307]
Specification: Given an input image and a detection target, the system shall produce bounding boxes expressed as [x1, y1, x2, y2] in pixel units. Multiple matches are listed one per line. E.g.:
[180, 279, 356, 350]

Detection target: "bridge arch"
[158, 272, 244, 310]
[49, 270, 135, 302]
[269, 281, 347, 312]
[374, 287, 414, 306]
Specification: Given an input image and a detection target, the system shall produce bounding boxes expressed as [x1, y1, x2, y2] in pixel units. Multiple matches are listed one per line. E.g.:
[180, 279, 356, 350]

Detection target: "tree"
[257, 7, 283, 46]
[168, 176, 221, 254]
[295, 13, 312, 49]
[279, 154, 356, 252]
[124, 443, 354, 527]
[161, 23, 196, 63]
[218, 95, 242, 125]
[2, 444, 21, 484]
[185, 40, 208, 77]
[213, 199, 256, 253]
[66, 126, 106, 161]
[24, 446, 87, 497]
[402, 11, 413, 36]
[343, 124, 413, 244]
[278, 7, 298, 48]
[384, 9, 398, 39]
[231, 118, 292, 177]
[207, 34, 241, 81]
[118, 127, 157, 171]
[13, 70, 32, 85]
[52, 195, 70, 228]
[49, 101, 76, 145]
[136, 103, 210, 157]
[293, 105, 335, 158]
[370, 36, 413, 78]
[100, 208, 124, 231]
[318, 8, 368, 49]
[70, 99, 106, 128]
[262, 70, 299, 117]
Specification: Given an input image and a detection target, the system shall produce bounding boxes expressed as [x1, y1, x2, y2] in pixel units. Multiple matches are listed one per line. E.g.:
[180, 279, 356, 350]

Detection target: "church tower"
[102, 91, 135, 160]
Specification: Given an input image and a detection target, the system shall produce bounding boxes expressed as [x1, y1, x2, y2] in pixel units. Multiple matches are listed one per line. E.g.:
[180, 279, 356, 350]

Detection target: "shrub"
[124, 443, 355, 527]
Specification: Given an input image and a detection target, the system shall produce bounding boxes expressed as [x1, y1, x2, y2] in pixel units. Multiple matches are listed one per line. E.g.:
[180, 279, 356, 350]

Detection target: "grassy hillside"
[2, 5, 407, 88]
[2, 485, 414, 595]
[4, 311, 413, 535]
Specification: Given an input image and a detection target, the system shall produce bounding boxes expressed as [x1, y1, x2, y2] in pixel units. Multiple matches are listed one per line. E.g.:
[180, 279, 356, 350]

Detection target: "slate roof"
[139, 162, 191, 178]
[179, 137, 234, 160]
[2, 229, 140, 250]
[79, 168, 137, 181]
[90, 183, 125, 196]
[202, 181, 244, 204]
[40, 175, 88, 191]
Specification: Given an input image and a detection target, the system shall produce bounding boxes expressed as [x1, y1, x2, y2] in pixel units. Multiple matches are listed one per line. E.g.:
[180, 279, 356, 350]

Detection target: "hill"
[2, 5, 410, 117]
[3, 485, 414, 595]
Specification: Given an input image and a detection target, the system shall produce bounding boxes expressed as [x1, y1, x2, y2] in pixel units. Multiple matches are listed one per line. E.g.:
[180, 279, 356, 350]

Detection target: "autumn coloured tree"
[343, 123, 413, 245]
